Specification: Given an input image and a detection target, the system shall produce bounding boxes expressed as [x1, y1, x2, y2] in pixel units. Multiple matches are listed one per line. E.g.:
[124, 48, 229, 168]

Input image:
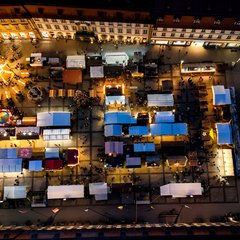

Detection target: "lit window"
[64, 25, 69, 30]
[161, 33, 166, 37]
[43, 18, 48, 22]
[72, 26, 77, 31]
[46, 24, 51, 29]
[118, 28, 122, 33]
[143, 30, 148, 34]
[24, 25, 30, 30]
[61, 19, 66, 23]
[55, 25, 60, 30]
[100, 27, 105, 32]
[136, 23, 140, 27]
[127, 29, 131, 34]
[52, 19, 57, 22]
[135, 29, 140, 34]
[37, 24, 43, 28]
[109, 28, 114, 33]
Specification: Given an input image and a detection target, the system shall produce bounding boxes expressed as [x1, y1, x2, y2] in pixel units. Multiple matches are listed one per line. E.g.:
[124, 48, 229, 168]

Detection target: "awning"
[45, 148, 59, 159]
[126, 157, 141, 168]
[160, 183, 202, 198]
[105, 95, 126, 106]
[29, 160, 42, 171]
[45, 159, 63, 170]
[16, 127, 40, 139]
[47, 185, 84, 199]
[4, 186, 26, 200]
[166, 156, 188, 167]
[216, 123, 233, 144]
[147, 94, 174, 107]
[146, 155, 160, 166]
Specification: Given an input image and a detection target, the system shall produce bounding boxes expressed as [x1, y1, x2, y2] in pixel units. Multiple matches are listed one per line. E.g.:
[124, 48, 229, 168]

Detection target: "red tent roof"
[45, 159, 63, 170]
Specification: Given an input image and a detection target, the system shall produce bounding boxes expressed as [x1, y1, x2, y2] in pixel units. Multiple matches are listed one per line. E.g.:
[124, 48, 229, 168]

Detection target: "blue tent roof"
[104, 112, 137, 125]
[45, 148, 60, 159]
[216, 123, 233, 144]
[129, 126, 149, 136]
[150, 123, 187, 136]
[29, 160, 42, 171]
[126, 157, 141, 168]
[104, 125, 122, 137]
[134, 143, 155, 152]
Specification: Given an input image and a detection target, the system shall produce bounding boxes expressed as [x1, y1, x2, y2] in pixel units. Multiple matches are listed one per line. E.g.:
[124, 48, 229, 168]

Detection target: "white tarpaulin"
[37, 112, 71, 127]
[147, 94, 174, 107]
[4, 186, 26, 200]
[43, 128, 70, 140]
[160, 183, 202, 198]
[47, 185, 84, 199]
[66, 55, 86, 69]
[217, 148, 234, 176]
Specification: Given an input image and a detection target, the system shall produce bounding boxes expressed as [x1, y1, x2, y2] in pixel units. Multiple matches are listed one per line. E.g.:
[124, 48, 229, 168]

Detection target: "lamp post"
[174, 205, 190, 224]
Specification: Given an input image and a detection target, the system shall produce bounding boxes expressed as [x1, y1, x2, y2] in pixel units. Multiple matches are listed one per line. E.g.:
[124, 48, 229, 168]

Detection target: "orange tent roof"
[63, 69, 82, 84]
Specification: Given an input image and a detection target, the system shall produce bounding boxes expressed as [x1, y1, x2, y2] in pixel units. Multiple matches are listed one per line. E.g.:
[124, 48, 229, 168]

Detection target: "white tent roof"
[89, 183, 108, 195]
[155, 111, 175, 123]
[4, 186, 26, 200]
[105, 95, 126, 105]
[90, 66, 104, 78]
[104, 125, 122, 137]
[37, 112, 71, 127]
[212, 85, 231, 105]
[217, 148, 234, 177]
[160, 183, 202, 198]
[66, 55, 86, 69]
[216, 123, 233, 144]
[147, 94, 174, 107]
[47, 185, 84, 199]
[104, 52, 129, 67]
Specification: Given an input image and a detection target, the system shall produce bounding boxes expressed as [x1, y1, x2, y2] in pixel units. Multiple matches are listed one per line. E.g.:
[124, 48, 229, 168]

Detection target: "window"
[211, 30, 215, 33]
[63, 25, 69, 30]
[118, 28, 122, 33]
[57, 9, 64, 15]
[46, 24, 51, 29]
[172, 28, 176, 32]
[92, 27, 96, 31]
[161, 33, 166, 37]
[199, 34, 203, 38]
[61, 19, 66, 23]
[100, 27, 105, 32]
[72, 26, 77, 31]
[221, 30, 225, 33]
[52, 19, 57, 22]
[14, 8, 20, 14]
[180, 33, 184, 37]
[217, 35, 222, 39]
[201, 29, 205, 33]
[108, 22, 113, 26]
[10, 19, 15, 22]
[109, 28, 114, 33]
[118, 23, 122, 26]
[143, 30, 148, 34]
[182, 29, 186, 32]
[208, 35, 212, 38]
[127, 23, 131, 27]
[24, 25, 30, 30]
[171, 33, 175, 37]
[163, 28, 167, 31]
[55, 25, 60, 30]
[144, 24, 148, 27]
[191, 29, 196, 32]
[81, 26, 87, 31]
[152, 32, 156, 36]
[14, 25, 20, 30]
[194, 19, 200, 24]
[189, 34, 194, 37]
[136, 23, 140, 27]
[20, 19, 26, 22]
[100, 22, 105, 25]
[38, 8, 44, 14]
[37, 24, 43, 28]
[230, 31, 235, 34]
[127, 29, 131, 34]
[70, 20, 75, 23]
[227, 36, 231, 39]
[237, 36, 240, 39]
[43, 18, 48, 22]
[135, 29, 140, 34]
